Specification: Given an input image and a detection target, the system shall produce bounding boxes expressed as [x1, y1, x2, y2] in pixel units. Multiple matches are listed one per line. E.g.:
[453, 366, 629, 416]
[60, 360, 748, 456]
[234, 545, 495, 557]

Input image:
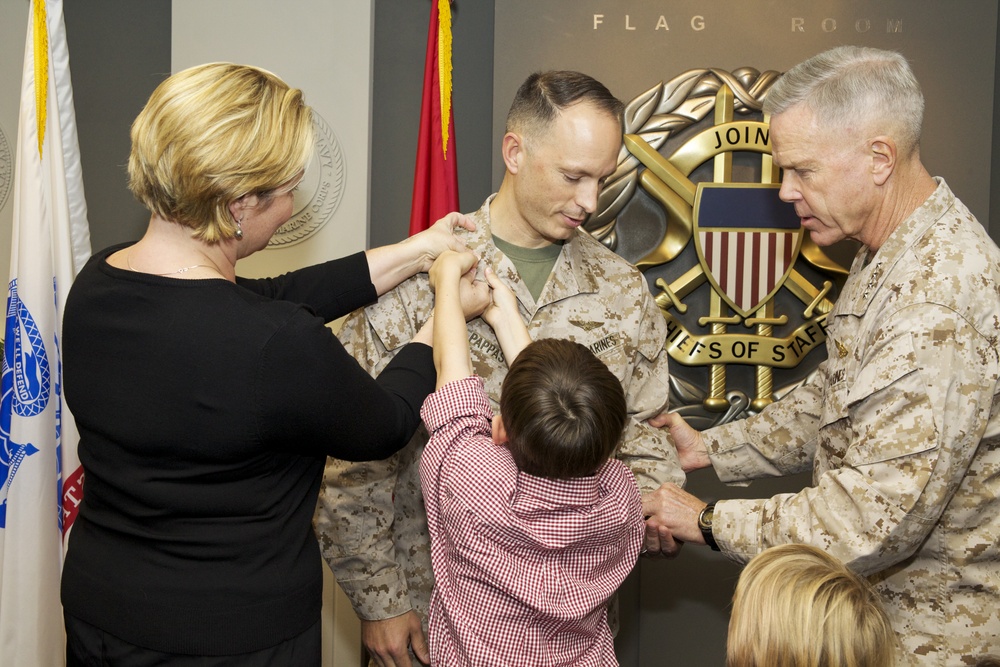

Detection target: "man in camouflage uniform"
[315, 71, 684, 666]
[644, 46, 1000, 665]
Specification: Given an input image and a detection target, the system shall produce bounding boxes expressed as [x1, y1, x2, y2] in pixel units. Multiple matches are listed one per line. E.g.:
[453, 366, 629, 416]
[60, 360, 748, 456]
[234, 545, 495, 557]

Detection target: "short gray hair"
[763, 46, 924, 155]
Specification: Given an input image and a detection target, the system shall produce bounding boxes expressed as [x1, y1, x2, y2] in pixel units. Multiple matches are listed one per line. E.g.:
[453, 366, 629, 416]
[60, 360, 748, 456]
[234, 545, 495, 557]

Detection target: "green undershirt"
[492, 235, 563, 302]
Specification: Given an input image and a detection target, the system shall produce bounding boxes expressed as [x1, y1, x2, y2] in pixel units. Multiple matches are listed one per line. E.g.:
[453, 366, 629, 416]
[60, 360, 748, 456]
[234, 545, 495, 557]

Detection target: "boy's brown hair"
[499, 338, 626, 479]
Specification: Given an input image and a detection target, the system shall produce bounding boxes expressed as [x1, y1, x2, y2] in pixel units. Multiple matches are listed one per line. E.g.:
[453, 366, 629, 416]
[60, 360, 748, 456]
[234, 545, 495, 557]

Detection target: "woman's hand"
[365, 213, 476, 297]
[410, 213, 476, 272]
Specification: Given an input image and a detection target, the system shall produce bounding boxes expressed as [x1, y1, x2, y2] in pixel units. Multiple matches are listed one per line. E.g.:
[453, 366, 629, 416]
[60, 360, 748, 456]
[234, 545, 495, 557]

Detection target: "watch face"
[699, 505, 714, 530]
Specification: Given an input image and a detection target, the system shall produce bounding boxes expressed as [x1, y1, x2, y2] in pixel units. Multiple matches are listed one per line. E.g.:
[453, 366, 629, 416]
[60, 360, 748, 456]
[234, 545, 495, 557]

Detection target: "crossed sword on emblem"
[624, 85, 844, 411]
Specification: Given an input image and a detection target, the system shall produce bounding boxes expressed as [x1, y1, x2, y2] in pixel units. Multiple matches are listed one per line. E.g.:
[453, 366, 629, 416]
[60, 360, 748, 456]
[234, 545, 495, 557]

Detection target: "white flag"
[0, 0, 91, 663]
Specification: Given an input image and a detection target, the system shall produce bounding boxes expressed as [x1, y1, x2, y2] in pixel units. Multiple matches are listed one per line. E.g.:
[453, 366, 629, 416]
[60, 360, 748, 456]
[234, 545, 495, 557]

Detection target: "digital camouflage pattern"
[704, 180, 1000, 665]
[315, 196, 683, 628]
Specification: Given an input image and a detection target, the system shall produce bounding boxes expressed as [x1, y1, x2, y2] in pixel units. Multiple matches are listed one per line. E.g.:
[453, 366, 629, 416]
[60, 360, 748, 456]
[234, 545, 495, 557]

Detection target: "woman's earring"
[235, 217, 244, 240]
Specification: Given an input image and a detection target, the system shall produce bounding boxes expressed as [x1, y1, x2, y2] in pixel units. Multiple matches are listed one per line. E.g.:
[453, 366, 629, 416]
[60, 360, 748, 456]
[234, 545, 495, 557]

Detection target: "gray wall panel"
[64, 0, 171, 253]
[370, 0, 495, 248]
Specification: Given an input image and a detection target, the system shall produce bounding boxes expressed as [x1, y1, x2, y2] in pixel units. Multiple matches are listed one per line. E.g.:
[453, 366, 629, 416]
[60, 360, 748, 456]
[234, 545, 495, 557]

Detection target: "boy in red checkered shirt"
[418, 249, 644, 666]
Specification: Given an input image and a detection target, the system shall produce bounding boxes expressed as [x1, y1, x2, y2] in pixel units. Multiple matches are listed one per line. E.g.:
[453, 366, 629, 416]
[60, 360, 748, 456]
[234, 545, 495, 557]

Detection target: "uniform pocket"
[843, 332, 939, 466]
[820, 377, 851, 429]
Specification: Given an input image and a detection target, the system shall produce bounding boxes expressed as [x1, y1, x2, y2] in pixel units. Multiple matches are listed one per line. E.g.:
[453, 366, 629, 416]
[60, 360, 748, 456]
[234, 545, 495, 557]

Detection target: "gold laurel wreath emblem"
[587, 68, 850, 418]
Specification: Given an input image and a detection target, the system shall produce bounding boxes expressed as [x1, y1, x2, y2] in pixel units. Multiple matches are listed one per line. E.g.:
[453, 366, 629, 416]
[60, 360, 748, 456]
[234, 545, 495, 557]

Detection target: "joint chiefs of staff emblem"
[587, 67, 853, 429]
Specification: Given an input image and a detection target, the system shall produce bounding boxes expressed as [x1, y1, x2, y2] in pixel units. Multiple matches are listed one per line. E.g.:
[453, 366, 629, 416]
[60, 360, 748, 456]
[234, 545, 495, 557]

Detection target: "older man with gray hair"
[643, 45, 1000, 664]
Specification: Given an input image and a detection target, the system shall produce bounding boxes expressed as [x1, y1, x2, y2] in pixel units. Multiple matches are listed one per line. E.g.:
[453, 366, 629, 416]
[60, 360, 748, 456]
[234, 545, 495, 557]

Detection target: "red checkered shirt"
[419, 376, 643, 666]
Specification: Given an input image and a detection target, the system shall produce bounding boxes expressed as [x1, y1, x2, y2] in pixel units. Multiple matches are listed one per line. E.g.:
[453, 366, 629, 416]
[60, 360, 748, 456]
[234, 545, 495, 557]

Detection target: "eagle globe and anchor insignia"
[588, 68, 851, 428]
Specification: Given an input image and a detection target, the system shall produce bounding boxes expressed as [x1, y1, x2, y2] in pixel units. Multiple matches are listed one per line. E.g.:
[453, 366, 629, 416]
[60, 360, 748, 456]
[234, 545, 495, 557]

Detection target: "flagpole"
[0, 0, 91, 663]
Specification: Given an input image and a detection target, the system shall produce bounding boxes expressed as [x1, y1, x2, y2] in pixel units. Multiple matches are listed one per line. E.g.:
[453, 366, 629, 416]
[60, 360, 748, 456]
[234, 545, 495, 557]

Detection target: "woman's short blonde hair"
[128, 62, 314, 242]
[727, 544, 898, 667]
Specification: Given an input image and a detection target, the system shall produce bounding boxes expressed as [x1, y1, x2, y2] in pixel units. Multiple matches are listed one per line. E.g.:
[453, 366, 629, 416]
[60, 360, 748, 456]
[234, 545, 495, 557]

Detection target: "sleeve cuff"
[333, 568, 414, 621]
[703, 420, 754, 487]
[713, 498, 763, 565]
[421, 376, 490, 431]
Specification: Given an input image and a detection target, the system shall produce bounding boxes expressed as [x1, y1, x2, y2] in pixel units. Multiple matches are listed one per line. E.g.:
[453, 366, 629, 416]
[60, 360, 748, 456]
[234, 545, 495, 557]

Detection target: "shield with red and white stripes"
[694, 183, 802, 317]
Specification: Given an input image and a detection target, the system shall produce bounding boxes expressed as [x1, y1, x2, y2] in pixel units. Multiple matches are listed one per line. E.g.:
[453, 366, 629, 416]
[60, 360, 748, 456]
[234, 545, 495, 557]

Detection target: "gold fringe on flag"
[437, 0, 453, 158]
[33, 0, 49, 157]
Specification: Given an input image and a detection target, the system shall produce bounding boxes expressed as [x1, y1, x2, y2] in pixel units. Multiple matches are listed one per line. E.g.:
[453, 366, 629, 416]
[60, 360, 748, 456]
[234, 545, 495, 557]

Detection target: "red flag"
[409, 0, 459, 236]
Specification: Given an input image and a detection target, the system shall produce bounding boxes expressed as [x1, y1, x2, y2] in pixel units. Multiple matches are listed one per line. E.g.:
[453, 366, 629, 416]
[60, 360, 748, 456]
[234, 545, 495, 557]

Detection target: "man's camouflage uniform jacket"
[705, 180, 1000, 664]
[315, 196, 683, 629]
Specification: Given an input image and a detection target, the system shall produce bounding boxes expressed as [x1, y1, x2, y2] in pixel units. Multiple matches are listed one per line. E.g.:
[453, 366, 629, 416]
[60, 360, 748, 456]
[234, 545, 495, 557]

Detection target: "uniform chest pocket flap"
[843, 332, 940, 466]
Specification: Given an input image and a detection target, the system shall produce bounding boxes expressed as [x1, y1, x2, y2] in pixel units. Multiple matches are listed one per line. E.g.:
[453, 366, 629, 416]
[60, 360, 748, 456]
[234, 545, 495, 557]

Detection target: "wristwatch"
[697, 502, 721, 551]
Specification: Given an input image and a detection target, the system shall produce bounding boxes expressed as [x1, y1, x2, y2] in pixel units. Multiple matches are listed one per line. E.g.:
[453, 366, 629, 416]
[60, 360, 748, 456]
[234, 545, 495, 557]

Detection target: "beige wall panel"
[173, 2, 373, 665]
[0, 0, 31, 299]
[173, 0, 373, 280]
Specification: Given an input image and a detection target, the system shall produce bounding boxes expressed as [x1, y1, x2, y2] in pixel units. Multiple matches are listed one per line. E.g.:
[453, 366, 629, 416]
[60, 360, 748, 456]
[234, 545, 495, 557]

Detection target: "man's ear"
[491, 414, 508, 445]
[870, 136, 896, 186]
[501, 132, 524, 175]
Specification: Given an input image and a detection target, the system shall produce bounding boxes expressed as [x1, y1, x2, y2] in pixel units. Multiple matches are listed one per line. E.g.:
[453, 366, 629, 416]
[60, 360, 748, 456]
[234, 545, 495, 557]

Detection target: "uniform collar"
[836, 177, 953, 316]
[472, 195, 602, 317]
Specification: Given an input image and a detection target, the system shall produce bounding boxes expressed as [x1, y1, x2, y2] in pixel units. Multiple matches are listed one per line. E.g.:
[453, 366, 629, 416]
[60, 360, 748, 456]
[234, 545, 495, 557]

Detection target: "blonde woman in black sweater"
[60, 62, 484, 666]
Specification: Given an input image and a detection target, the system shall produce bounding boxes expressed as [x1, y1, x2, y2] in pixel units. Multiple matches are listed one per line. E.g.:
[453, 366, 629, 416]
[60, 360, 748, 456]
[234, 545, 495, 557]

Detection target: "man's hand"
[642, 482, 708, 547]
[646, 411, 712, 472]
[361, 612, 430, 667]
[637, 497, 684, 559]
